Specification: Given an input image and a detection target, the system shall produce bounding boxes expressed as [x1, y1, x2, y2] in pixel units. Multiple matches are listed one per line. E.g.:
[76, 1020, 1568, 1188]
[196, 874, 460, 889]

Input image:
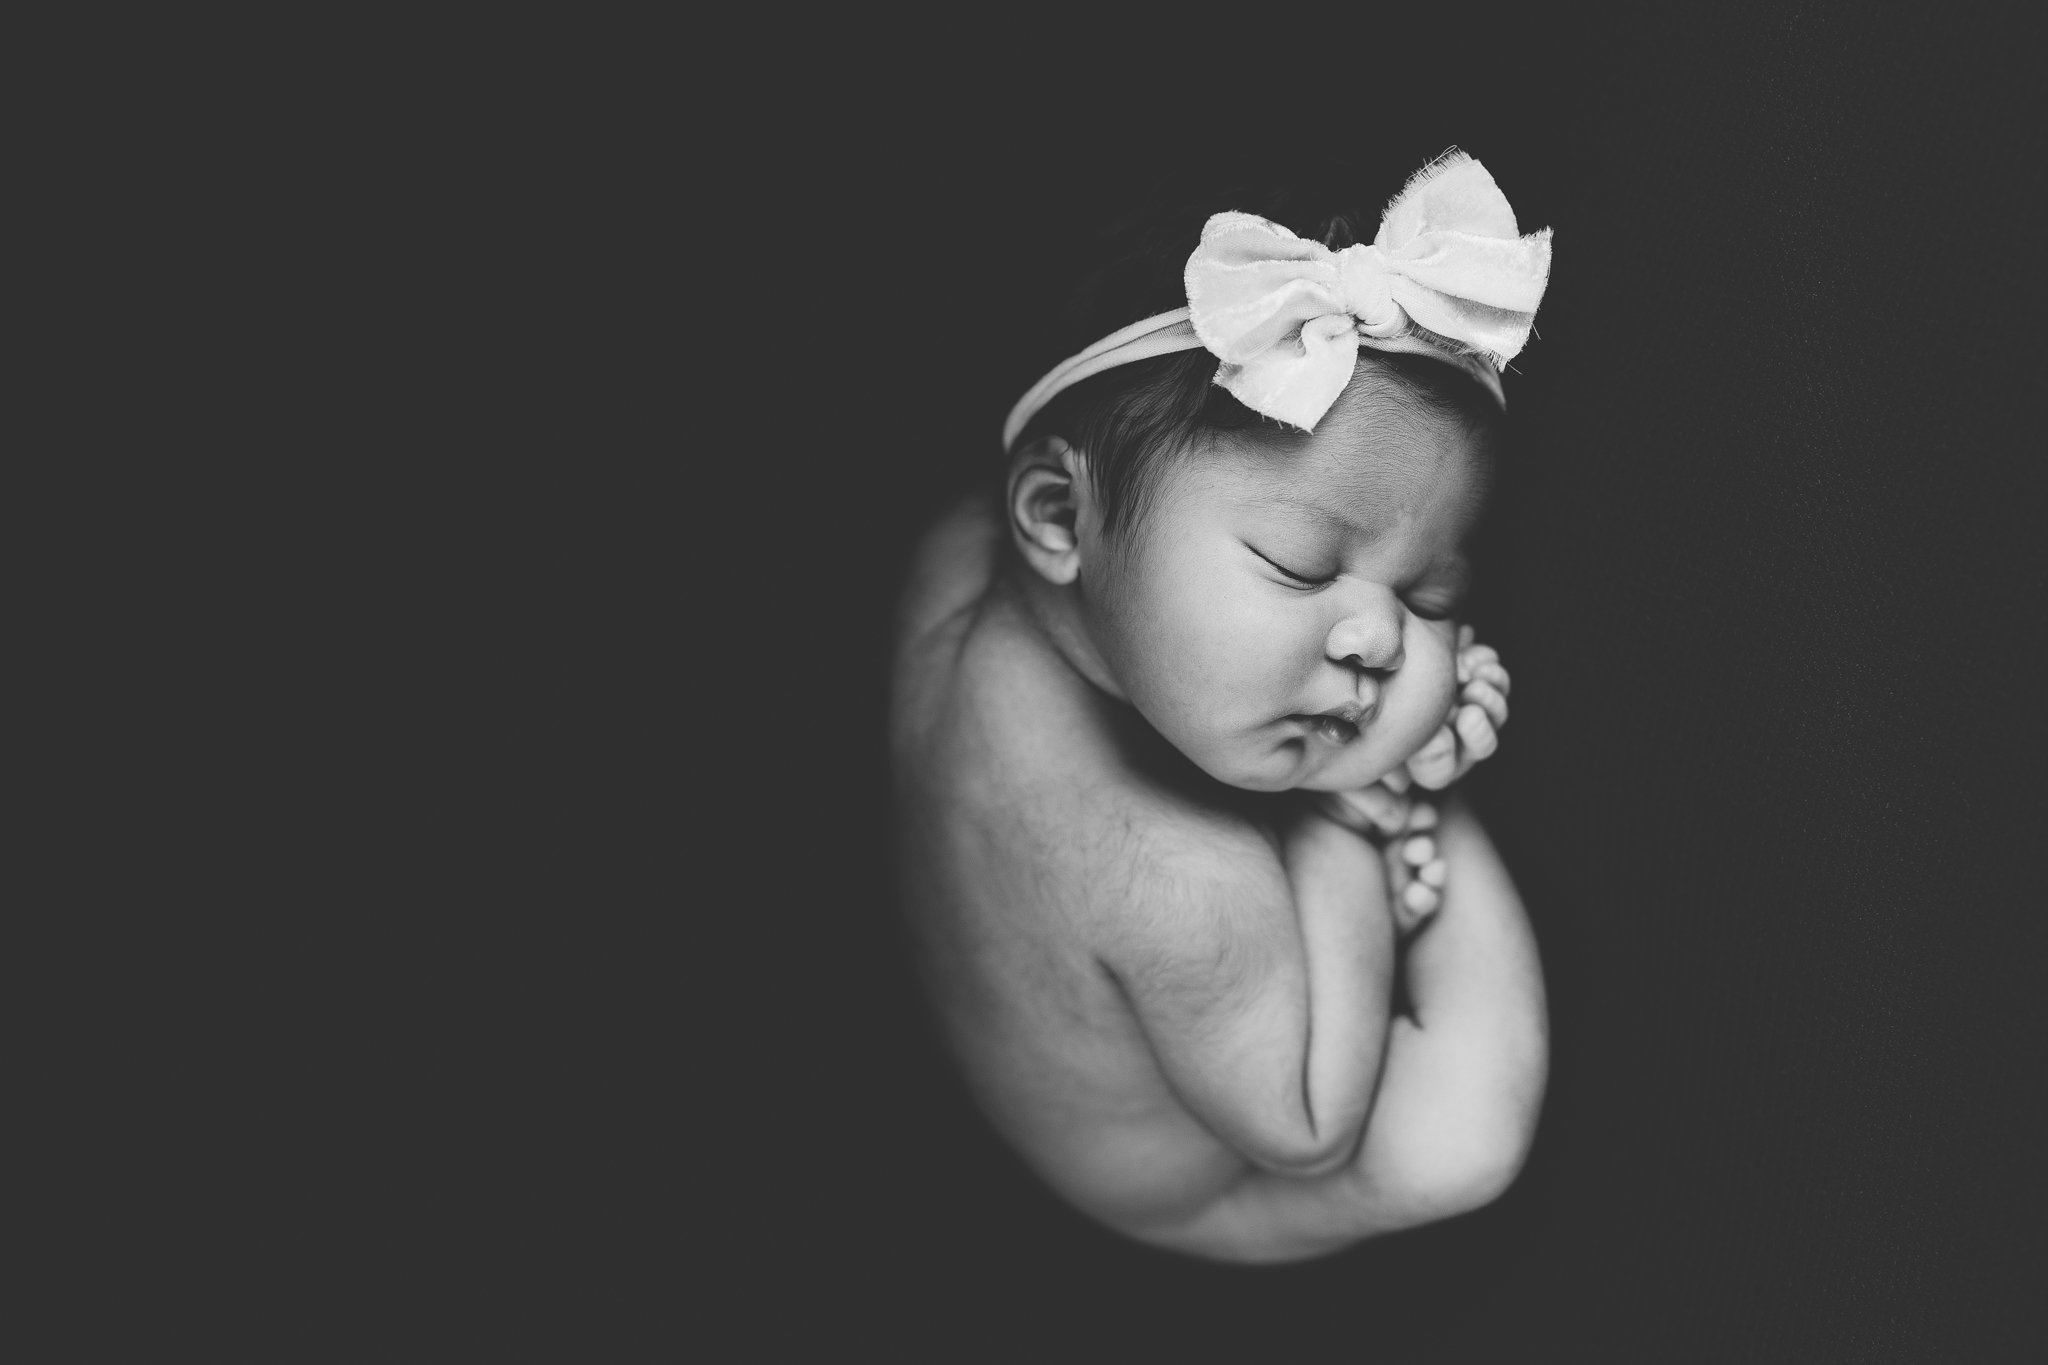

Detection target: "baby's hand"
[1405, 626, 1511, 791]
[1313, 629, 1509, 930]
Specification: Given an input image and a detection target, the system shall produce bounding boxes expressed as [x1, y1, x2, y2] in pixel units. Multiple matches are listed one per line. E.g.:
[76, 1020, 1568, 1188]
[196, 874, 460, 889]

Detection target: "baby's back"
[891, 497, 1283, 1224]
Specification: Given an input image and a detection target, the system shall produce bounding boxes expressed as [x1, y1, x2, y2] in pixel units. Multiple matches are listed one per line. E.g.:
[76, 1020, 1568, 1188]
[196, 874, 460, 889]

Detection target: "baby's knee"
[1384, 1110, 1536, 1223]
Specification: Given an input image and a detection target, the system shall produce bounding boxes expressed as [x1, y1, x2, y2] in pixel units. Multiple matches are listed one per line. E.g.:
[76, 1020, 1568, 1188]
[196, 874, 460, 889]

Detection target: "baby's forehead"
[1204, 393, 1492, 530]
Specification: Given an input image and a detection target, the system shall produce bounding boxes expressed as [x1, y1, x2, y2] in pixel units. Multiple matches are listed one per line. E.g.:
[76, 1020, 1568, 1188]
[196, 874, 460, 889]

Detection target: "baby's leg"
[1345, 795, 1547, 1222]
[1152, 796, 1545, 1263]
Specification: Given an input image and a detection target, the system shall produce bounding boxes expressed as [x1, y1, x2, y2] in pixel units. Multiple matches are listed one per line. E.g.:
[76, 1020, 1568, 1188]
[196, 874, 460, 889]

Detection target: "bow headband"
[1002, 151, 1553, 452]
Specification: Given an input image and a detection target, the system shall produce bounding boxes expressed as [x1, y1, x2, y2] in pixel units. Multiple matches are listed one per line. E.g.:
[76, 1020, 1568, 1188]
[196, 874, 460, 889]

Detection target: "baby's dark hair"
[1012, 184, 1504, 537]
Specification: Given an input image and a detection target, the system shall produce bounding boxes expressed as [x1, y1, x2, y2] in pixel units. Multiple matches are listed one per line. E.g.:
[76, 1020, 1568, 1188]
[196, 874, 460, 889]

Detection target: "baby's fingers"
[1470, 657, 1511, 697]
[1460, 675, 1509, 729]
[1453, 702, 1500, 764]
[1456, 641, 1501, 685]
[1406, 723, 1461, 789]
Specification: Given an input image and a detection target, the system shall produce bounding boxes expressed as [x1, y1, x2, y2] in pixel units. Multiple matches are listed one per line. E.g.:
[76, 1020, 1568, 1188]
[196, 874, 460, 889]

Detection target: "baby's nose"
[1325, 588, 1405, 673]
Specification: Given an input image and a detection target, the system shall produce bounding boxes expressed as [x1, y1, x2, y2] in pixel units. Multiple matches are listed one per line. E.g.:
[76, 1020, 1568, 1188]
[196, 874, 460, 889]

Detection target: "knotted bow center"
[1335, 244, 1402, 336]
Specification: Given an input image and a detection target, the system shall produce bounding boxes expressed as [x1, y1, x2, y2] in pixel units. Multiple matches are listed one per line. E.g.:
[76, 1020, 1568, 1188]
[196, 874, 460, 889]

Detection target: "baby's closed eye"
[1246, 544, 1335, 589]
[1402, 591, 1460, 621]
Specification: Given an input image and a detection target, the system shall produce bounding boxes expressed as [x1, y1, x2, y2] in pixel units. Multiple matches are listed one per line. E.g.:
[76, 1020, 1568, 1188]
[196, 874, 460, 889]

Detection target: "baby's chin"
[1242, 711, 1452, 793]
[1194, 733, 1413, 794]
[1287, 747, 1408, 793]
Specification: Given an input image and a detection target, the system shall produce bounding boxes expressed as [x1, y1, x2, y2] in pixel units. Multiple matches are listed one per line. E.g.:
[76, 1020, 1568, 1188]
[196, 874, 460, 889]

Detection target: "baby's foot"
[1389, 800, 1446, 930]
[1318, 781, 1413, 838]
[1317, 787, 1447, 930]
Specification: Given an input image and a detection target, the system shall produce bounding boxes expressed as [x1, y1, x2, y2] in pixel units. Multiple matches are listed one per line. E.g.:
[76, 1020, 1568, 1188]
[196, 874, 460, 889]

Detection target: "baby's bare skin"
[892, 371, 1547, 1263]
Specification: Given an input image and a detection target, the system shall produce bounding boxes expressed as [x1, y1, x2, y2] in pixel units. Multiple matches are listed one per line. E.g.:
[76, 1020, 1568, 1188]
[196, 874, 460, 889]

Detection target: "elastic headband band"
[1001, 310, 1201, 453]
[1001, 151, 1551, 453]
[1002, 310, 1508, 453]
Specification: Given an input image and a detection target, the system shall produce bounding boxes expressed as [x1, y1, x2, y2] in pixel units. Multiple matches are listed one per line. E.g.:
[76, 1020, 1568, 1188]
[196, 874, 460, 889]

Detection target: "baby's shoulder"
[895, 492, 1002, 660]
[916, 644, 1286, 939]
[890, 496, 1287, 940]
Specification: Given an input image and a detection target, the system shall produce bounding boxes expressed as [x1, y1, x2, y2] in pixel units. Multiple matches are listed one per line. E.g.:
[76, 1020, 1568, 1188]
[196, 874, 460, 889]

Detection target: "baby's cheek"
[1395, 623, 1461, 735]
[1183, 592, 1311, 697]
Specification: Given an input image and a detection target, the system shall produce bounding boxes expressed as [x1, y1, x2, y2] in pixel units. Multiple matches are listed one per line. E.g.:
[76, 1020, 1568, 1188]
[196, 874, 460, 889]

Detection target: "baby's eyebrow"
[1242, 489, 1388, 540]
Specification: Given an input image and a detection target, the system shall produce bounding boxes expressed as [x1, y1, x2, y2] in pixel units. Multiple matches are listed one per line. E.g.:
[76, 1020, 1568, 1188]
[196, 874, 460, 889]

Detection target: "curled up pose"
[892, 153, 1552, 1263]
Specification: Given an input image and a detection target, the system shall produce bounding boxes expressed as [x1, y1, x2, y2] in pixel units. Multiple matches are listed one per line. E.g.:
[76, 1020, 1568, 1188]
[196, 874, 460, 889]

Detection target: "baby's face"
[1082, 373, 1489, 793]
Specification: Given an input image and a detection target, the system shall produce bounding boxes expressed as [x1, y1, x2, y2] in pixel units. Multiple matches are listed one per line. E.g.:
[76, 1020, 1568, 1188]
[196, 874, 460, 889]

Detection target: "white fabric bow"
[1184, 152, 1552, 430]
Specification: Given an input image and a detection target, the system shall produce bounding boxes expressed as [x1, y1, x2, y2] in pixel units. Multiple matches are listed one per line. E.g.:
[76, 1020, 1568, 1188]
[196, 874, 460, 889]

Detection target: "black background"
[331, 6, 2047, 1359]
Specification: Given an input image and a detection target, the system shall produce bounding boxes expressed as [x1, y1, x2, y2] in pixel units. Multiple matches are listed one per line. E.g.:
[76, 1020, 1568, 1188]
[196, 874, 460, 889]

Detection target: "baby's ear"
[1007, 436, 1090, 586]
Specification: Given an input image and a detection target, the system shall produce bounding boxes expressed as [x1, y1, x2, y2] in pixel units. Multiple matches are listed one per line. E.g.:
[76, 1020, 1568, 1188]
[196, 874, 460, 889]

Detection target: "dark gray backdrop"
[342, 8, 2046, 1359]
[742, 10, 2046, 1360]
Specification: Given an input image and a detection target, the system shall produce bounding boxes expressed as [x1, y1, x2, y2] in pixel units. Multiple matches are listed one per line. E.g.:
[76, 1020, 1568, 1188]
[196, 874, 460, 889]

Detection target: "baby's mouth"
[1293, 705, 1369, 746]
[1306, 715, 1358, 745]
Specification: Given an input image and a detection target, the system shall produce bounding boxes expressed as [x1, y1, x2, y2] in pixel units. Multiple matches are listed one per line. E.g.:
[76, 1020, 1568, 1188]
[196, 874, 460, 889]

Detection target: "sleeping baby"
[892, 153, 1551, 1263]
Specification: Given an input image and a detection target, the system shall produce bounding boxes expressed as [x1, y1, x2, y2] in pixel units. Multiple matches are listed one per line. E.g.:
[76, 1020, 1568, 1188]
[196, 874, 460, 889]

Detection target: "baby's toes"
[1400, 832, 1437, 870]
[1390, 822, 1447, 930]
[1397, 876, 1442, 928]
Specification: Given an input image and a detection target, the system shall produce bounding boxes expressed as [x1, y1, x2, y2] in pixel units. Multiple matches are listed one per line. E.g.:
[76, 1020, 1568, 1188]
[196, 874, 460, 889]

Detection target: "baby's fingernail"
[1401, 835, 1437, 866]
[1418, 858, 1447, 888]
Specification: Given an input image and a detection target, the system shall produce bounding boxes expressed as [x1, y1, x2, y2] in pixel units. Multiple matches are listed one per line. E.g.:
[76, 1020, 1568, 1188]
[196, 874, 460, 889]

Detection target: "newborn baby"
[891, 157, 1551, 1263]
